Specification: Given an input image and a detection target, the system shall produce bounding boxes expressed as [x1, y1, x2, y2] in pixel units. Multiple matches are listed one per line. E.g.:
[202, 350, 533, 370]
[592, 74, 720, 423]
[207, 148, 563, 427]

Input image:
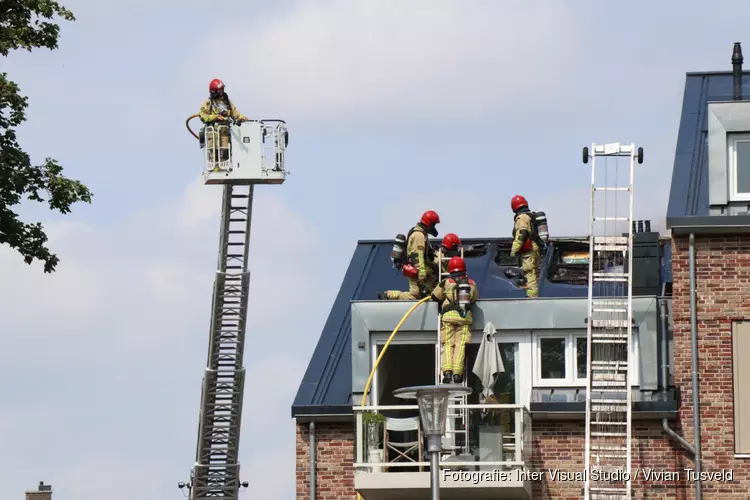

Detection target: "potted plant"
[362, 412, 386, 472]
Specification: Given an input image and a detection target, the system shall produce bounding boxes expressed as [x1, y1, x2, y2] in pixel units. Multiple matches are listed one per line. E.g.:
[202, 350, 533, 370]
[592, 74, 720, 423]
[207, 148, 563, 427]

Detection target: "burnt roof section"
[666, 62, 750, 231]
[291, 236, 672, 418]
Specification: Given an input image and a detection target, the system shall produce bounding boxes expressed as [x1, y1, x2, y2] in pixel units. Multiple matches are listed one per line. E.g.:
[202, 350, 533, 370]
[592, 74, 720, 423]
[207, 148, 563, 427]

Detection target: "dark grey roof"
[666, 70, 750, 230]
[291, 237, 672, 418]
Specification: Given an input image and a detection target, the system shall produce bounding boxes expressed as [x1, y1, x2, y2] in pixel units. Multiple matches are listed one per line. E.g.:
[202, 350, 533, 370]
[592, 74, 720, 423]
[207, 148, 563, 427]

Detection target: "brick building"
[25, 482, 52, 500]
[291, 46, 750, 499]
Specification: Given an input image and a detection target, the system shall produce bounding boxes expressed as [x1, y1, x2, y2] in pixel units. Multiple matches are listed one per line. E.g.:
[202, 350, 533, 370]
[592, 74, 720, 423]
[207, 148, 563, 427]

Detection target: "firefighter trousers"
[384, 275, 437, 300]
[521, 250, 540, 298]
[441, 320, 472, 375]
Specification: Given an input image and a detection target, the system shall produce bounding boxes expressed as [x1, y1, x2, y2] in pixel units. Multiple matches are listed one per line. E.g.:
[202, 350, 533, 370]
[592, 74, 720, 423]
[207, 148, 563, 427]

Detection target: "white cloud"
[0, 176, 328, 500]
[187, 0, 583, 121]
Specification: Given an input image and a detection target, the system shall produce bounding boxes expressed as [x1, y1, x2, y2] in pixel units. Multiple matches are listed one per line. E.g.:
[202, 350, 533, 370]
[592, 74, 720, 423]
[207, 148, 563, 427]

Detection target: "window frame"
[532, 330, 640, 387]
[728, 132, 750, 201]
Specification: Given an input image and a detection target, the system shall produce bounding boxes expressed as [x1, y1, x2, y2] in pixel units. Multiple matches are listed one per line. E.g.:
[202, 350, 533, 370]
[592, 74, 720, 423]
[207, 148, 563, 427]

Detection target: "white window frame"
[728, 132, 750, 201]
[532, 330, 640, 388]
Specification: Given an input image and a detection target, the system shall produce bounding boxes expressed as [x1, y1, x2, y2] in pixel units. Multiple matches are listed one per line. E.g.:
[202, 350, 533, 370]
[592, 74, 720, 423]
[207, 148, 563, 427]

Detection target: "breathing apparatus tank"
[534, 211, 549, 243]
[457, 279, 471, 314]
[392, 234, 407, 268]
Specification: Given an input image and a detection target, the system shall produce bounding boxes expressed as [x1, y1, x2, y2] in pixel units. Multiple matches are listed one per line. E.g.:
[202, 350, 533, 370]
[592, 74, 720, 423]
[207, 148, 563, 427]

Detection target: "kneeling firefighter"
[509, 195, 548, 298]
[431, 256, 479, 383]
[379, 210, 441, 300]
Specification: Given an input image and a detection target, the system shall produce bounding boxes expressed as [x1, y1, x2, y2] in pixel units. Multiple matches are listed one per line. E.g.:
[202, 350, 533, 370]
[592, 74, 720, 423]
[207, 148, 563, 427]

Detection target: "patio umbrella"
[472, 322, 505, 401]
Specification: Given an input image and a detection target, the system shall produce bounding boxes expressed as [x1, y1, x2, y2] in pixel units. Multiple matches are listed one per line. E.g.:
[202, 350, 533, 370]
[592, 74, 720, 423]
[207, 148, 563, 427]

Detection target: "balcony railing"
[353, 404, 532, 472]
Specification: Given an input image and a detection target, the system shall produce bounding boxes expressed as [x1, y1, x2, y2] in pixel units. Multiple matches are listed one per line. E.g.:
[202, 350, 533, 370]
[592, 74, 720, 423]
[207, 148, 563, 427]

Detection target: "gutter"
[310, 421, 316, 500]
[660, 233, 701, 500]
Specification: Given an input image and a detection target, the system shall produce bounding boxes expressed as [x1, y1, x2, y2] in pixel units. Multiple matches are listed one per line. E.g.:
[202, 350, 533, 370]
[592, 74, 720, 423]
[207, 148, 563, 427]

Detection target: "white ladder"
[582, 143, 642, 500]
[435, 247, 470, 456]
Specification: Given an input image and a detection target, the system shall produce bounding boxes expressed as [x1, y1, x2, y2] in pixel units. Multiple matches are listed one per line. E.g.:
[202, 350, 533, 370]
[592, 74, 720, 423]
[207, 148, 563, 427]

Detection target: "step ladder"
[582, 143, 643, 500]
[191, 184, 254, 499]
[435, 247, 470, 456]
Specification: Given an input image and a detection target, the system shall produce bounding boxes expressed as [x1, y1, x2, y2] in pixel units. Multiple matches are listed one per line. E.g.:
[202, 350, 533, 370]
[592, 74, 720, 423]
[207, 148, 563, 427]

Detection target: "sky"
[1, 0, 749, 498]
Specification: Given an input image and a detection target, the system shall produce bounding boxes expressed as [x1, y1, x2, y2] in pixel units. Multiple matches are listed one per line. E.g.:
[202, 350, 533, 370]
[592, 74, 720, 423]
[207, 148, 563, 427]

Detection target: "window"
[532, 331, 639, 387]
[732, 321, 750, 455]
[728, 133, 750, 201]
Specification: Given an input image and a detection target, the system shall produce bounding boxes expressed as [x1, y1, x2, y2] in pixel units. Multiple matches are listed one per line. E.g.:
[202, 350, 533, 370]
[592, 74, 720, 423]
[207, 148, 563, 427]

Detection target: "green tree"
[1, 0, 92, 273]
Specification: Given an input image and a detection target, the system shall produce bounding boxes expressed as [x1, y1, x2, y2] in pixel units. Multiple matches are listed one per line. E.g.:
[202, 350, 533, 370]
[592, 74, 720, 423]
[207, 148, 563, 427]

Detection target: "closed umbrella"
[472, 322, 505, 401]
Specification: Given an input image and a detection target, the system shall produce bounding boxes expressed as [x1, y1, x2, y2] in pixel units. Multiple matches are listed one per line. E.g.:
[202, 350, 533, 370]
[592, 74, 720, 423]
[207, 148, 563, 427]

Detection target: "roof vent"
[732, 42, 743, 100]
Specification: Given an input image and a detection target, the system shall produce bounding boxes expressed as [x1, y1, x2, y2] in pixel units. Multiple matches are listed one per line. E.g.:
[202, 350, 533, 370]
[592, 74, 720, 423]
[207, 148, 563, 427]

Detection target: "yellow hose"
[356, 295, 430, 500]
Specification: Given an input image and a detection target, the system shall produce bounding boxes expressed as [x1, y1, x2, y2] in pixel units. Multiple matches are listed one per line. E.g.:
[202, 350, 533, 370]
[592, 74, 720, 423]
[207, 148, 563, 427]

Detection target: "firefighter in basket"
[431, 256, 479, 383]
[378, 210, 440, 300]
[509, 195, 549, 298]
[199, 78, 248, 168]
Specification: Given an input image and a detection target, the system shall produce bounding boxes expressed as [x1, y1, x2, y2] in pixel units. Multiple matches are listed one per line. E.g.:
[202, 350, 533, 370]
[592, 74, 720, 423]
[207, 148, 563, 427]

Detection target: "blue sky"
[1, 0, 749, 498]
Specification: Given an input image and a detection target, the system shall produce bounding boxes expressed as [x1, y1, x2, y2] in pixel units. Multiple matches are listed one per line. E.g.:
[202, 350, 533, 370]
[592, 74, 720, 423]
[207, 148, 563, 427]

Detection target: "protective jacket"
[199, 96, 246, 123]
[431, 275, 479, 325]
[406, 224, 436, 282]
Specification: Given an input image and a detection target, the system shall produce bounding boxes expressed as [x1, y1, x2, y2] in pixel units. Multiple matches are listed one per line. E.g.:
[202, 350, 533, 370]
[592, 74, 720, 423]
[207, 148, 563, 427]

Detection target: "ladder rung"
[592, 332, 628, 339]
[592, 405, 628, 412]
[592, 319, 630, 328]
[592, 272, 629, 278]
[591, 399, 628, 404]
[593, 276, 628, 282]
[594, 187, 630, 192]
[591, 421, 626, 426]
[591, 444, 628, 451]
[591, 431, 627, 437]
[592, 381, 627, 388]
[594, 244, 628, 252]
[591, 360, 627, 367]
[594, 236, 629, 244]
[593, 217, 629, 221]
[593, 308, 627, 313]
[592, 299, 628, 306]
[592, 373, 627, 382]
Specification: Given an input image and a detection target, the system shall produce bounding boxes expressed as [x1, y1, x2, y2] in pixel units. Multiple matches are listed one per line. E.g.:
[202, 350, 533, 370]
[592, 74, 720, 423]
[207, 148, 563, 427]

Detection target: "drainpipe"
[659, 283, 669, 393]
[309, 421, 316, 500]
[660, 234, 701, 500]
[688, 233, 702, 500]
[732, 42, 743, 101]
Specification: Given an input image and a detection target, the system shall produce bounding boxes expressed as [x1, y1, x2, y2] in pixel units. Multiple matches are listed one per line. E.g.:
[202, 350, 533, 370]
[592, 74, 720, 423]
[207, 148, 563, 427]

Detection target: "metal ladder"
[435, 247, 469, 456]
[190, 184, 254, 499]
[582, 143, 642, 500]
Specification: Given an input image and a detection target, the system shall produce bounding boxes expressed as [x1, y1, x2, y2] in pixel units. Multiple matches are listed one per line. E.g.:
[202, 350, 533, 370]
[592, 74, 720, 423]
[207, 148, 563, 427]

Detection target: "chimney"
[644, 220, 651, 232]
[25, 482, 52, 500]
[733, 42, 743, 100]
[637, 220, 644, 233]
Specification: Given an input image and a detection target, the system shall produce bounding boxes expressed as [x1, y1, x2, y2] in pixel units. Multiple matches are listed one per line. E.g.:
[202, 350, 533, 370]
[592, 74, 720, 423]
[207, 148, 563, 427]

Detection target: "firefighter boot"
[442, 371, 453, 384]
[453, 373, 463, 384]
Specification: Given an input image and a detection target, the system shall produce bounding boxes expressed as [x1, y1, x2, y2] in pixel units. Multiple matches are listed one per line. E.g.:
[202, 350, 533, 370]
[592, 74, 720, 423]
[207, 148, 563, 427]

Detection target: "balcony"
[353, 403, 533, 500]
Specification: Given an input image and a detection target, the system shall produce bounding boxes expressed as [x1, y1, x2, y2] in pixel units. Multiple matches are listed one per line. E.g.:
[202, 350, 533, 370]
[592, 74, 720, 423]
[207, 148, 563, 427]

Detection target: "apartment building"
[291, 44, 750, 499]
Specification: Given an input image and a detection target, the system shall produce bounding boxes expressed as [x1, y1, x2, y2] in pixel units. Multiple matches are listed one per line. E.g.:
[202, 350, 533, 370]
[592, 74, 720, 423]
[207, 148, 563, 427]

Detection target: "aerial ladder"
[582, 143, 643, 500]
[435, 247, 470, 457]
[179, 115, 289, 499]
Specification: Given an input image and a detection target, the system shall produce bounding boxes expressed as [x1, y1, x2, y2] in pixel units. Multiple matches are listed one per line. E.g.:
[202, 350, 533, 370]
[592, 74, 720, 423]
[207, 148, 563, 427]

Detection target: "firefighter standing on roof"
[199, 79, 248, 166]
[431, 256, 479, 383]
[379, 211, 441, 300]
[510, 195, 542, 298]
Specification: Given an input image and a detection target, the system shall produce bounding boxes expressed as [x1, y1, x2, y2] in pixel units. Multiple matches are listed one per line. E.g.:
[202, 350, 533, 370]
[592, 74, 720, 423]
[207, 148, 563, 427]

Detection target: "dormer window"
[729, 132, 750, 201]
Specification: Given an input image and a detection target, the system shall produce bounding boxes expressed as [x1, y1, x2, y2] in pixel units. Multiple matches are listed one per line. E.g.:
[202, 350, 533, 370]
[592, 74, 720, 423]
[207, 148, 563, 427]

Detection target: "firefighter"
[431, 256, 479, 383]
[379, 210, 441, 300]
[199, 78, 248, 167]
[510, 194, 541, 298]
[435, 233, 461, 273]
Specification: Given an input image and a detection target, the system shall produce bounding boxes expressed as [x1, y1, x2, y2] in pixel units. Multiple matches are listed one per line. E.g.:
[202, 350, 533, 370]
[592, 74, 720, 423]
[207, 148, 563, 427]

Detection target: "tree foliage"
[0, 0, 92, 272]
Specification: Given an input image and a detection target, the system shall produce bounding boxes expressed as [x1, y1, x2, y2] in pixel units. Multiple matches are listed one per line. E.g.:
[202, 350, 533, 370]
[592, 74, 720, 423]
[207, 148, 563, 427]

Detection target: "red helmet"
[442, 233, 461, 250]
[420, 210, 440, 227]
[448, 256, 466, 274]
[209, 78, 225, 93]
[511, 195, 528, 212]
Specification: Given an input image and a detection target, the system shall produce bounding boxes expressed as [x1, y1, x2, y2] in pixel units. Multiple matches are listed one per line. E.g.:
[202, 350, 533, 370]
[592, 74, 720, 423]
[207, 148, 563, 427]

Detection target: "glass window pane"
[736, 141, 750, 194]
[576, 337, 587, 379]
[493, 342, 517, 404]
[540, 338, 566, 379]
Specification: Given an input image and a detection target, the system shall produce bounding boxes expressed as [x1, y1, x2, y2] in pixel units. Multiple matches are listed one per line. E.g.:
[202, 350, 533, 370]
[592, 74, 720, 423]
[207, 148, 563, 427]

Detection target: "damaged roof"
[666, 70, 750, 227]
[291, 237, 672, 418]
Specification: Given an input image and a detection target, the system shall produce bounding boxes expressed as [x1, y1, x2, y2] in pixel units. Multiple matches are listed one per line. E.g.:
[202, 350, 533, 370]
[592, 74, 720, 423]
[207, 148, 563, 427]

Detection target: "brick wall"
[668, 234, 750, 498]
[296, 422, 356, 500]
